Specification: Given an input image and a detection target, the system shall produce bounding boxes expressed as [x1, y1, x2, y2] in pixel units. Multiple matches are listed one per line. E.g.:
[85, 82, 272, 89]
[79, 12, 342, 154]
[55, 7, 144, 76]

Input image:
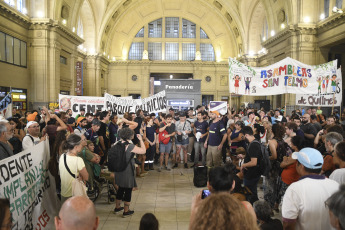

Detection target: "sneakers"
[114, 207, 124, 213]
[184, 163, 188, 169]
[157, 167, 162, 172]
[123, 210, 134, 218]
[165, 166, 171, 171]
[172, 163, 178, 168]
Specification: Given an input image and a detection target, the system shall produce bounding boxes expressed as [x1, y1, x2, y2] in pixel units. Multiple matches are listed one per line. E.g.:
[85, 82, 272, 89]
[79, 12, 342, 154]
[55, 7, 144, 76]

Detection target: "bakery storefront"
[0, 86, 27, 112]
[156, 79, 201, 111]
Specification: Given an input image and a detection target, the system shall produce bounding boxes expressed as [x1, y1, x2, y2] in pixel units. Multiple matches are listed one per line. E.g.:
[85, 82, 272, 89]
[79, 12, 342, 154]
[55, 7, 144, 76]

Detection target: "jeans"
[194, 141, 206, 165]
[243, 176, 261, 204]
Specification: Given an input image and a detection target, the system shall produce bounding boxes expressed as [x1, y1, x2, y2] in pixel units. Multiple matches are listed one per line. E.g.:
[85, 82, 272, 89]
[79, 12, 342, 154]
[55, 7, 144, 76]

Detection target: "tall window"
[182, 43, 196, 61]
[325, 0, 330, 18]
[135, 27, 144, 37]
[128, 42, 144, 60]
[0, 31, 27, 67]
[200, 43, 215, 61]
[129, 17, 215, 61]
[200, 28, 209, 39]
[149, 19, 162, 38]
[182, 19, 196, 38]
[148, 43, 162, 60]
[165, 43, 179, 61]
[336, 0, 343, 8]
[165, 17, 179, 38]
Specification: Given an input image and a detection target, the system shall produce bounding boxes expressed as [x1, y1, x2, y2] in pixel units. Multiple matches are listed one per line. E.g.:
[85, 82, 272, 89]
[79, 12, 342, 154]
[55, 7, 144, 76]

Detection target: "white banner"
[296, 68, 342, 107]
[0, 92, 12, 118]
[105, 91, 167, 115]
[209, 101, 227, 115]
[0, 140, 58, 230]
[229, 57, 338, 96]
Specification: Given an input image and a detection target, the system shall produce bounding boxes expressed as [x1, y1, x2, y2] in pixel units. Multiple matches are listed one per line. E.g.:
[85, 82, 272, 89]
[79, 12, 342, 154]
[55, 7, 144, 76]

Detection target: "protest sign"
[0, 92, 12, 118]
[209, 101, 227, 115]
[105, 91, 167, 115]
[296, 68, 342, 107]
[229, 57, 338, 96]
[59, 94, 105, 117]
[0, 140, 58, 230]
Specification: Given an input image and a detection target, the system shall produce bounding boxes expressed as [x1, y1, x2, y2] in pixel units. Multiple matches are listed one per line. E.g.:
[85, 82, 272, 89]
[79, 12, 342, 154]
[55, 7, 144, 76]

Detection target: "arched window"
[128, 17, 215, 61]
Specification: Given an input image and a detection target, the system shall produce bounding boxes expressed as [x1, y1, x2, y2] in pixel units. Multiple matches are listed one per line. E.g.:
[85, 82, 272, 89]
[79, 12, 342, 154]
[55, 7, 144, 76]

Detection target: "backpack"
[249, 140, 271, 177]
[107, 141, 135, 172]
[159, 122, 170, 144]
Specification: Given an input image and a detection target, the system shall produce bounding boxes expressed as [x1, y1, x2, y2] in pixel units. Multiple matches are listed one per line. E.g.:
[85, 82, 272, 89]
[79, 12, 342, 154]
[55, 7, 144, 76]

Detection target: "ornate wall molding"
[0, 3, 30, 29]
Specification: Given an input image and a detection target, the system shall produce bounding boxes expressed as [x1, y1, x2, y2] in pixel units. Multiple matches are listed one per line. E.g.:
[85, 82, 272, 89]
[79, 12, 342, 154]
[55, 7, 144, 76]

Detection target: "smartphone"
[201, 189, 211, 199]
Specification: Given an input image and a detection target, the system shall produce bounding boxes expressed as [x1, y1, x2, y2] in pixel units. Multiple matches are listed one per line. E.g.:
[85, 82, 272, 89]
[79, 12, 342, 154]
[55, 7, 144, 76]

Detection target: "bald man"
[55, 196, 99, 230]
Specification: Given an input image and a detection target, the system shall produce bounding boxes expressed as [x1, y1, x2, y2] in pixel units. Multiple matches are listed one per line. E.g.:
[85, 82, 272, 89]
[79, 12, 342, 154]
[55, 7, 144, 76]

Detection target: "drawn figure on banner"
[326, 75, 330, 89]
[245, 77, 251, 94]
[317, 77, 322, 94]
[322, 76, 326, 93]
[233, 75, 241, 94]
[252, 86, 256, 94]
[331, 74, 338, 93]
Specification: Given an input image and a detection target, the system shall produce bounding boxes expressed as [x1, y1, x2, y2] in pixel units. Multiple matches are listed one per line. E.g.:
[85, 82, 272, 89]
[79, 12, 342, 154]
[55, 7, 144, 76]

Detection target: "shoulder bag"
[64, 154, 88, 198]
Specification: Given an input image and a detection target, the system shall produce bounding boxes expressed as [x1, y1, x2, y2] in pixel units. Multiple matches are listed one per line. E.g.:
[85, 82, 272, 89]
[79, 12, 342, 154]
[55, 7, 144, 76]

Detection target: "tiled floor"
[95, 166, 203, 230]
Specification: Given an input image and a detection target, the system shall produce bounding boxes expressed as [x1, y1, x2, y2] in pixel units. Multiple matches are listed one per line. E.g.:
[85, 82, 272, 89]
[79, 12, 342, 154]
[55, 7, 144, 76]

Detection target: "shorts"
[160, 142, 172, 154]
[176, 137, 189, 146]
[245, 86, 249, 90]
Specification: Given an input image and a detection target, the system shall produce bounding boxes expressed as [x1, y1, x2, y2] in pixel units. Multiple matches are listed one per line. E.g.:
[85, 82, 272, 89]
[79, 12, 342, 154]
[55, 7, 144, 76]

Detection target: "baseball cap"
[292, 147, 323, 169]
[27, 112, 38, 121]
[26, 121, 38, 129]
[210, 110, 220, 117]
[77, 116, 86, 125]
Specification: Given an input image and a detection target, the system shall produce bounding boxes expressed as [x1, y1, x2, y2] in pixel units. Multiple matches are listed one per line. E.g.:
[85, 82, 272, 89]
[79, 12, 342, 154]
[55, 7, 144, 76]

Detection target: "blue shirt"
[194, 120, 208, 143]
[208, 120, 226, 146]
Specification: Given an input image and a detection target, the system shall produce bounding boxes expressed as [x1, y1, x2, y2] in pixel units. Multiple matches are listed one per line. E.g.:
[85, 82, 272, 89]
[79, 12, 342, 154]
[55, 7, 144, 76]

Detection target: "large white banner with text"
[0, 140, 58, 230]
[229, 57, 338, 96]
[296, 68, 342, 107]
[105, 91, 167, 115]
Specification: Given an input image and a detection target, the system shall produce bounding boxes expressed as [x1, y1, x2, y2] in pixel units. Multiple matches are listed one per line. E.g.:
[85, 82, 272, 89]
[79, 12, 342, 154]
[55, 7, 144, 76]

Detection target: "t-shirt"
[281, 161, 300, 185]
[22, 135, 40, 150]
[134, 117, 143, 134]
[98, 121, 110, 150]
[282, 175, 339, 230]
[160, 123, 176, 134]
[84, 129, 100, 154]
[208, 120, 226, 146]
[175, 120, 192, 140]
[187, 117, 196, 137]
[59, 154, 85, 197]
[243, 141, 262, 179]
[329, 168, 345, 184]
[260, 218, 283, 230]
[300, 123, 317, 147]
[74, 126, 87, 136]
[194, 120, 208, 143]
[0, 142, 14, 161]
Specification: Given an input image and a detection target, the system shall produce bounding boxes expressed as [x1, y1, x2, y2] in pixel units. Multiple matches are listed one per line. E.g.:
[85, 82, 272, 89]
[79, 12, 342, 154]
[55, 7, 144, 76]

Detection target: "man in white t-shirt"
[282, 147, 339, 230]
[22, 121, 46, 150]
[330, 141, 345, 184]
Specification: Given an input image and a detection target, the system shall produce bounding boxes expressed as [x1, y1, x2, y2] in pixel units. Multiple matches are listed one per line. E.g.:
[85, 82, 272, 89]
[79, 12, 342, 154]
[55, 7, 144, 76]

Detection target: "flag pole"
[284, 93, 288, 117]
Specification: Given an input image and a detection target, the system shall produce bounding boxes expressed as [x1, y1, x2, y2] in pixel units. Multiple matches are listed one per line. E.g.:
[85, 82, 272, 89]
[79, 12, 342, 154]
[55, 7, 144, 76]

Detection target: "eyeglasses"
[29, 125, 40, 128]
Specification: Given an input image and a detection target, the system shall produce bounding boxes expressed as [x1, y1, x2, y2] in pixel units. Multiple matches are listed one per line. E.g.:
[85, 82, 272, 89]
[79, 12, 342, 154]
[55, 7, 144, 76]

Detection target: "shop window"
[128, 42, 144, 60]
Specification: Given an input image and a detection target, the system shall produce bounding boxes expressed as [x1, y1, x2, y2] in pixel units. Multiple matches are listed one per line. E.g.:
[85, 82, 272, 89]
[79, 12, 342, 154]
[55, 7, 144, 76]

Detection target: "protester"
[114, 128, 146, 217]
[321, 132, 343, 177]
[300, 114, 318, 147]
[282, 148, 339, 230]
[228, 121, 245, 155]
[174, 112, 192, 168]
[98, 111, 110, 165]
[22, 121, 47, 150]
[74, 117, 87, 136]
[192, 111, 209, 167]
[0, 198, 11, 230]
[143, 117, 157, 170]
[58, 134, 89, 203]
[84, 119, 102, 156]
[139, 213, 159, 230]
[0, 121, 14, 160]
[108, 114, 118, 145]
[325, 184, 345, 230]
[7, 118, 23, 154]
[330, 141, 345, 184]
[158, 114, 175, 172]
[253, 200, 283, 230]
[55, 196, 99, 230]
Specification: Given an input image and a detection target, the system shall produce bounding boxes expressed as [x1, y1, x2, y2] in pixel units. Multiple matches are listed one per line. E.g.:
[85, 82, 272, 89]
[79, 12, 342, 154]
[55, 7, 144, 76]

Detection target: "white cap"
[26, 121, 38, 129]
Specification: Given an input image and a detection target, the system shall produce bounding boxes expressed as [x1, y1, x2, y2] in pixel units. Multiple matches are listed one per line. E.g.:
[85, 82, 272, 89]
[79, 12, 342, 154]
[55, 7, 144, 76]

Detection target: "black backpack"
[249, 140, 271, 177]
[108, 141, 135, 172]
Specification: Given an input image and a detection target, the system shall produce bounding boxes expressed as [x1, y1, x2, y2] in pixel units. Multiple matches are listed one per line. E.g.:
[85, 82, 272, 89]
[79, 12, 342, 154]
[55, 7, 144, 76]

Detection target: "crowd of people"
[1, 105, 345, 229]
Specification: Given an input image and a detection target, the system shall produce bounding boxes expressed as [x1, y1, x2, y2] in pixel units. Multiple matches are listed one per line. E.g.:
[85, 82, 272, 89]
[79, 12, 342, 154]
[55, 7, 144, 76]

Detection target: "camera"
[201, 189, 211, 199]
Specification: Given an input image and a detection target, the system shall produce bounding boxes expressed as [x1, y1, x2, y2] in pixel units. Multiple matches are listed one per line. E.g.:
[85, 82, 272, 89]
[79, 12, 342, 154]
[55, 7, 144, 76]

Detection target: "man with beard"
[204, 111, 227, 167]
[330, 141, 345, 184]
[300, 114, 318, 147]
[84, 119, 102, 156]
[0, 122, 14, 160]
[85, 113, 94, 129]
[74, 117, 88, 136]
[23, 121, 47, 150]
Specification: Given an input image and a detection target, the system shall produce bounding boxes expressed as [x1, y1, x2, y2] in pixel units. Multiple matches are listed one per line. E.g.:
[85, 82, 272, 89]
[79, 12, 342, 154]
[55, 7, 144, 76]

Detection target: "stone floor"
[94, 166, 281, 230]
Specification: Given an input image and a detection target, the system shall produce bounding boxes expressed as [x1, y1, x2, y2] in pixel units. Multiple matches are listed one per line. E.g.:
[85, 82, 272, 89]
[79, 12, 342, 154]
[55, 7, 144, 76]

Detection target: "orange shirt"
[281, 161, 300, 185]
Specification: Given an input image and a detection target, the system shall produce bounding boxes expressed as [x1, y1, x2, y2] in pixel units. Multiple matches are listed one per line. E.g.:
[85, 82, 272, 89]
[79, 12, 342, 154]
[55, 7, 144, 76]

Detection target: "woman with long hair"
[58, 134, 88, 203]
[113, 127, 146, 217]
[228, 121, 245, 155]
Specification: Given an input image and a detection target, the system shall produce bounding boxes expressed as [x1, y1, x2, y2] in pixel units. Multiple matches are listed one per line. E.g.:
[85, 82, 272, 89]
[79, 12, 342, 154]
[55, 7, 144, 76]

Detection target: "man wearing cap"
[204, 110, 227, 167]
[0, 121, 14, 160]
[22, 121, 47, 150]
[282, 148, 339, 230]
[74, 117, 88, 136]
